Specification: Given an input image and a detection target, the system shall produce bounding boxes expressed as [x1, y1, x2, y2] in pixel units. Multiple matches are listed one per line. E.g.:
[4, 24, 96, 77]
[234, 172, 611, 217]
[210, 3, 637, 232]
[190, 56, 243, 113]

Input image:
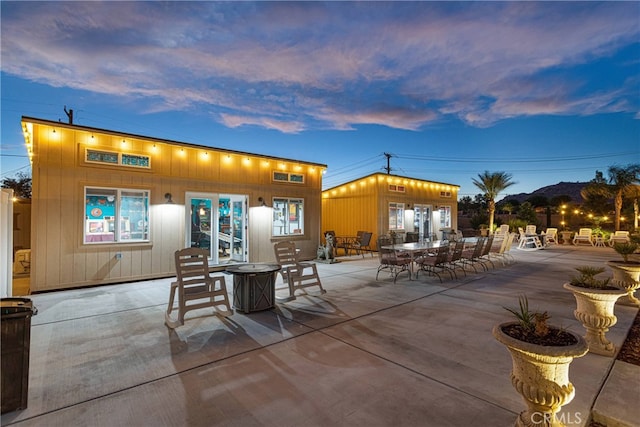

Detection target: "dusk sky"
[1, 1, 638, 199]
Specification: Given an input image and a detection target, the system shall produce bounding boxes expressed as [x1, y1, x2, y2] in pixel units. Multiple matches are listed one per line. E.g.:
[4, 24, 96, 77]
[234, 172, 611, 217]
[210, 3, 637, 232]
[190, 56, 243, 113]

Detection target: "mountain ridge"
[501, 181, 587, 204]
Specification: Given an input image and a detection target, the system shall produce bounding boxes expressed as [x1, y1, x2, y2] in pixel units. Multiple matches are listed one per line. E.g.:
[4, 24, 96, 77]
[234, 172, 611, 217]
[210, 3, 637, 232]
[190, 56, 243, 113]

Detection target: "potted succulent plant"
[493, 296, 587, 427]
[606, 241, 640, 307]
[563, 266, 627, 356]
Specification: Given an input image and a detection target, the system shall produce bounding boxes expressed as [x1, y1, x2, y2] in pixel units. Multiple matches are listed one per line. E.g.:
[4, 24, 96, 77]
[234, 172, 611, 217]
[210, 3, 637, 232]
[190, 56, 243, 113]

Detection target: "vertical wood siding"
[25, 119, 325, 291]
[322, 174, 459, 250]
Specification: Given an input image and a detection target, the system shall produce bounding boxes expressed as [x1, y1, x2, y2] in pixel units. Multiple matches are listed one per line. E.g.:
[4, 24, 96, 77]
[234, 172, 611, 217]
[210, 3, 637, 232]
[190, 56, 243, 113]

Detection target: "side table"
[226, 264, 281, 313]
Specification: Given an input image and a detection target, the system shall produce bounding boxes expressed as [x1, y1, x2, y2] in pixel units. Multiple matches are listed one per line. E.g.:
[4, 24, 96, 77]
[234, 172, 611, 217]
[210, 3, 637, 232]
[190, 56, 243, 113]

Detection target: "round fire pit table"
[226, 263, 281, 313]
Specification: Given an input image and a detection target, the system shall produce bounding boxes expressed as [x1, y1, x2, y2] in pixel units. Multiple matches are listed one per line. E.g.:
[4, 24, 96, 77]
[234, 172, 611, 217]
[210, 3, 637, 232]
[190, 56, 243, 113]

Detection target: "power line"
[1, 164, 30, 178]
[394, 152, 636, 163]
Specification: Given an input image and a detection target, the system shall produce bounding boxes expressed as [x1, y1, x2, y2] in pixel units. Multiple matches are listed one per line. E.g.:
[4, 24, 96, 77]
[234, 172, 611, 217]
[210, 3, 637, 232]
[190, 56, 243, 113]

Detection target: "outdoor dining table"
[335, 236, 357, 255]
[381, 238, 479, 279]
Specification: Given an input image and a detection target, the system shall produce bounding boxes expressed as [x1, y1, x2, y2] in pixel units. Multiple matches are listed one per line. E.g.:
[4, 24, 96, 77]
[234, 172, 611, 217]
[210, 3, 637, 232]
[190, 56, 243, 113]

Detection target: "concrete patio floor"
[2, 244, 639, 426]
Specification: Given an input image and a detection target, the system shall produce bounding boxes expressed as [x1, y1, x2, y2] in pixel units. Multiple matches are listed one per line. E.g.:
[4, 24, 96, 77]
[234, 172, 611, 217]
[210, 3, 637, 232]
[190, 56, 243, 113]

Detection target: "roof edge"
[322, 172, 459, 193]
[21, 116, 327, 168]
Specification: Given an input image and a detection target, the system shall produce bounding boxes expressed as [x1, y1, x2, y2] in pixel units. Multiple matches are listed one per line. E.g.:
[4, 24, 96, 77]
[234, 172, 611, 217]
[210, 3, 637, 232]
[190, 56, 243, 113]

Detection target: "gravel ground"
[617, 307, 640, 366]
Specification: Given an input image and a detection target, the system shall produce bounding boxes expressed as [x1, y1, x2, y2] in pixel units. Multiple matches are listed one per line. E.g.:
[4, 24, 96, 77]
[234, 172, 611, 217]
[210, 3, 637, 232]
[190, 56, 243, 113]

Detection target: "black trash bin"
[1, 298, 37, 414]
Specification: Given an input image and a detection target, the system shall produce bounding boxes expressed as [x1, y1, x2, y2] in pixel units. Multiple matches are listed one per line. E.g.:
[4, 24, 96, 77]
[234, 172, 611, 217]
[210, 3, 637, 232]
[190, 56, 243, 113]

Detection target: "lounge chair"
[573, 228, 594, 246]
[494, 224, 509, 238]
[609, 231, 630, 246]
[518, 228, 543, 251]
[544, 228, 558, 245]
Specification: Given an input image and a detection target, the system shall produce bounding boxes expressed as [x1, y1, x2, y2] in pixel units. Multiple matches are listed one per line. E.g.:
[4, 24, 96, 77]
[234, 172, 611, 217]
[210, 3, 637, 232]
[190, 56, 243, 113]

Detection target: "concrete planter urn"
[559, 231, 573, 245]
[493, 322, 588, 427]
[563, 283, 627, 356]
[606, 260, 640, 307]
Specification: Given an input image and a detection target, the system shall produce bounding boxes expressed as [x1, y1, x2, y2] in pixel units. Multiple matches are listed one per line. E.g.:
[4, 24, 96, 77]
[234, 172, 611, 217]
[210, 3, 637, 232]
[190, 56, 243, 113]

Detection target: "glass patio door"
[413, 204, 432, 241]
[185, 192, 247, 265]
[229, 196, 247, 262]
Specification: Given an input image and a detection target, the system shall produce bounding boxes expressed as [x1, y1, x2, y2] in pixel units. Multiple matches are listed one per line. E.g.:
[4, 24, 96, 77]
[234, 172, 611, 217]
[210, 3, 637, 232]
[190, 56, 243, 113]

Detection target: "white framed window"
[388, 184, 406, 192]
[84, 187, 150, 244]
[438, 205, 452, 229]
[85, 148, 151, 169]
[272, 198, 304, 236]
[388, 202, 405, 230]
[272, 171, 305, 184]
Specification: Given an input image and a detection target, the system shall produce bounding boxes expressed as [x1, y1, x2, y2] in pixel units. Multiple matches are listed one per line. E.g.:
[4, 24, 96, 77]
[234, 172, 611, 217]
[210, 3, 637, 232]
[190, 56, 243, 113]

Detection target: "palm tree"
[581, 171, 612, 217]
[608, 164, 640, 230]
[472, 171, 516, 232]
[623, 184, 640, 229]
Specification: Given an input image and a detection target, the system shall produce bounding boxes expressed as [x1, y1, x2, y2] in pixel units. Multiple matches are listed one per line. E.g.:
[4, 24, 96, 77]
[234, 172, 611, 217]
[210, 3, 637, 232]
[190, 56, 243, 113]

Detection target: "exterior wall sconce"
[258, 197, 269, 207]
[165, 193, 174, 204]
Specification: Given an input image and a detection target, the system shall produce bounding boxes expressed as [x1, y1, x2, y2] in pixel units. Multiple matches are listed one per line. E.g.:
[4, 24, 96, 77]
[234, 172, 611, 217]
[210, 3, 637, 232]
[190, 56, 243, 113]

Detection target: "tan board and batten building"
[22, 116, 326, 292]
[322, 173, 459, 248]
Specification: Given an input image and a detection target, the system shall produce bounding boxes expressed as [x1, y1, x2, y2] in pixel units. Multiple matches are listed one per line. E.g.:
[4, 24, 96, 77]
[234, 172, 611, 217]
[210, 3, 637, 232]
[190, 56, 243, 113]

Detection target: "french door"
[185, 192, 247, 264]
[413, 204, 433, 241]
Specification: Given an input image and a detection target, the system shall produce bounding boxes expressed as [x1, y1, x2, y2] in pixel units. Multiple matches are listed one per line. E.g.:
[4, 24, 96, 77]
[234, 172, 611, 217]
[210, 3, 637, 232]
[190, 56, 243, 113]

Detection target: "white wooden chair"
[573, 228, 594, 246]
[165, 248, 232, 329]
[494, 224, 509, 238]
[525, 225, 537, 235]
[544, 228, 558, 245]
[274, 241, 325, 301]
[518, 228, 543, 251]
[609, 231, 630, 246]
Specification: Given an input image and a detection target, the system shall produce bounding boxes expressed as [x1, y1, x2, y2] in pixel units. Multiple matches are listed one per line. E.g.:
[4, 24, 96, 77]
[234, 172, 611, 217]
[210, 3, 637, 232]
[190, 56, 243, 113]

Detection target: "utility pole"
[64, 106, 74, 124]
[383, 152, 393, 174]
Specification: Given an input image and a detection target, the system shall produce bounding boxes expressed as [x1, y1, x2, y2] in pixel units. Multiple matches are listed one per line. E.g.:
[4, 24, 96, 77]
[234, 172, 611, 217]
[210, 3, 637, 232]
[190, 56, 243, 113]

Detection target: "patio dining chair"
[477, 235, 495, 270]
[165, 247, 233, 329]
[274, 241, 325, 301]
[460, 237, 487, 272]
[415, 243, 452, 282]
[375, 236, 411, 283]
[445, 240, 466, 279]
[350, 231, 374, 258]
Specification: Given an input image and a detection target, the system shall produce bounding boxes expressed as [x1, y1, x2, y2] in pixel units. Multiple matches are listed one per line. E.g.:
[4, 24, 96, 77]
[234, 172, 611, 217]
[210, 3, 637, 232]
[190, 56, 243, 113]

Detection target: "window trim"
[272, 170, 305, 184]
[271, 197, 305, 237]
[83, 186, 150, 244]
[388, 202, 406, 231]
[85, 148, 151, 169]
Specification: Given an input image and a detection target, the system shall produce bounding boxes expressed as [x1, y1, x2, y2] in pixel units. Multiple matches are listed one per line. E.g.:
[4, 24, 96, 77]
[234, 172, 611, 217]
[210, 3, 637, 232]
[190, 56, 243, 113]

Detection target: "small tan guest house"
[21, 116, 326, 292]
[322, 173, 459, 248]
